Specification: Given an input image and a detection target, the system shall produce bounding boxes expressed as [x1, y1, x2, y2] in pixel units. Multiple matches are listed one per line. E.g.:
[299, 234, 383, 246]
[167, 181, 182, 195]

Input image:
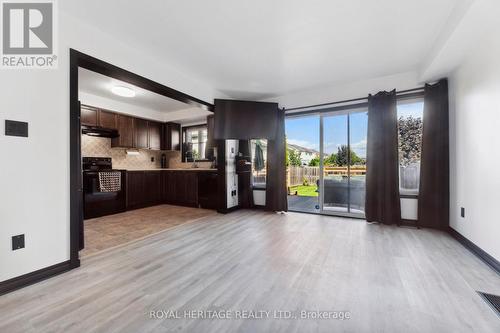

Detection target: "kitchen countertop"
[124, 168, 217, 172]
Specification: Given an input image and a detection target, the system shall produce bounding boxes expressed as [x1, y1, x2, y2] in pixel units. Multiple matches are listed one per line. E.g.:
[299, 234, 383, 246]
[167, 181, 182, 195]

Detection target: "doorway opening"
[69, 50, 214, 265]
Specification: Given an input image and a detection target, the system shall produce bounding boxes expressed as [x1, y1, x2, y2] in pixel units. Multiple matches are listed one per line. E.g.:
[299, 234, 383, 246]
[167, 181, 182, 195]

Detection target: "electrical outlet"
[151, 156, 155, 162]
[461, 207, 465, 218]
[12, 234, 25, 250]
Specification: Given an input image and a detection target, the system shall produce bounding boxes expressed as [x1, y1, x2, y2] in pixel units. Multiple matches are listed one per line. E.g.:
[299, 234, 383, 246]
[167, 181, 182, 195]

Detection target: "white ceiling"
[78, 68, 193, 113]
[65, 0, 467, 100]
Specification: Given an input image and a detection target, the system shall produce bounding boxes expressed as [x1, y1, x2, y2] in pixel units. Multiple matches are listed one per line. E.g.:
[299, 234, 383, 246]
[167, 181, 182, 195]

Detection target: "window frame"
[181, 124, 210, 162]
[396, 96, 425, 199]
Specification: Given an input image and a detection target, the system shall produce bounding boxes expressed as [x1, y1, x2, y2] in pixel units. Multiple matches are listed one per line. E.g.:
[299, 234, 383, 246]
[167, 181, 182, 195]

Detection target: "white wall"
[449, 28, 500, 261]
[0, 10, 220, 282]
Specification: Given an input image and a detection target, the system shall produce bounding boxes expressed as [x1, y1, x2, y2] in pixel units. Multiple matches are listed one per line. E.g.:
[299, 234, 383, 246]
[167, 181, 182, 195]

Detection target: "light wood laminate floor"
[82, 205, 217, 256]
[1, 210, 499, 333]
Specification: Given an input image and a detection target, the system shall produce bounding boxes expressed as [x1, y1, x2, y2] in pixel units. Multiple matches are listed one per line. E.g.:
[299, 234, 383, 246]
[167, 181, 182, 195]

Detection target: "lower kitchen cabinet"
[128, 170, 217, 211]
[198, 172, 219, 209]
[162, 171, 198, 207]
[126, 171, 145, 209]
[127, 171, 161, 210]
[144, 171, 161, 206]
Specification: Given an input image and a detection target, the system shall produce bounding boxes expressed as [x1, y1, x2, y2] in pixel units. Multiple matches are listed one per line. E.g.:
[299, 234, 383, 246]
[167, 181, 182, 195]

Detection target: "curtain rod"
[284, 86, 425, 112]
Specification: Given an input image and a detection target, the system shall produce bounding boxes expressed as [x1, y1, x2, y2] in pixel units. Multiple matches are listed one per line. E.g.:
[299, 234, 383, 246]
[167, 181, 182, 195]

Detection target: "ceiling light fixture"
[111, 85, 136, 98]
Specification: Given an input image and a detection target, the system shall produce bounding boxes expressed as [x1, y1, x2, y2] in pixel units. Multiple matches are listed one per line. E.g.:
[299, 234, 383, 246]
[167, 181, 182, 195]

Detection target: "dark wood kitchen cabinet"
[148, 121, 162, 150]
[112, 114, 134, 148]
[144, 171, 161, 205]
[81, 105, 98, 126]
[127, 170, 217, 211]
[161, 171, 199, 207]
[162, 122, 181, 151]
[126, 171, 145, 209]
[98, 110, 117, 129]
[185, 172, 198, 207]
[81, 105, 117, 129]
[127, 171, 161, 210]
[134, 118, 149, 149]
[198, 171, 218, 209]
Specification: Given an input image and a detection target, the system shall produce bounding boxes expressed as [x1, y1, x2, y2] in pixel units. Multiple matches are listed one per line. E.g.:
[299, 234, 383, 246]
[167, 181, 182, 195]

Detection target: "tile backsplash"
[81, 135, 213, 169]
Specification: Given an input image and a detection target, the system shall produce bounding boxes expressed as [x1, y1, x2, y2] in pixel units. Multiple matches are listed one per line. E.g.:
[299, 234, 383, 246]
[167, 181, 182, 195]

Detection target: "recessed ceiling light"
[111, 86, 135, 98]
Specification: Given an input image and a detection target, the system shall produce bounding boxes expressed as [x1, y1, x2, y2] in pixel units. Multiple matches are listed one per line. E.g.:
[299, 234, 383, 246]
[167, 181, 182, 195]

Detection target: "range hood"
[82, 125, 119, 138]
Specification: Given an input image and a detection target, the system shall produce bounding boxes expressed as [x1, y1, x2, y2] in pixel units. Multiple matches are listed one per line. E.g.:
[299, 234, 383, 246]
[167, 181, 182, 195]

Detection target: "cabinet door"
[112, 115, 134, 148]
[144, 171, 161, 205]
[171, 123, 181, 151]
[205, 115, 215, 160]
[185, 172, 198, 207]
[148, 121, 162, 150]
[198, 172, 218, 209]
[126, 171, 145, 209]
[134, 118, 149, 149]
[161, 171, 168, 202]
[163, 122, 181, 151]
[99, 110, 117, 129]
[81, 106, 98, 126]
[165, 172, 177, 204]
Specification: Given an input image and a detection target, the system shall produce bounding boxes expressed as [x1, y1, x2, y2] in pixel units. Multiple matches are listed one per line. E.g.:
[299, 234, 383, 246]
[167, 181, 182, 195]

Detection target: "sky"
[285, 101, 424, 159]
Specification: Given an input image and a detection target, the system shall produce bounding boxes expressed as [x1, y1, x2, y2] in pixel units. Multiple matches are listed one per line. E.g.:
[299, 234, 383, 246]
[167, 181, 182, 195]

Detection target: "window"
[182, 125, 208, 162]
[251, 139, 267, 188]
[397, 99, 424, 195]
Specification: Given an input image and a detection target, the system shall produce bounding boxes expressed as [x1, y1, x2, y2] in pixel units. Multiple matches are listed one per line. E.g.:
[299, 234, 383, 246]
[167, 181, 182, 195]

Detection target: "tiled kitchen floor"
[81, 204, 217, 257]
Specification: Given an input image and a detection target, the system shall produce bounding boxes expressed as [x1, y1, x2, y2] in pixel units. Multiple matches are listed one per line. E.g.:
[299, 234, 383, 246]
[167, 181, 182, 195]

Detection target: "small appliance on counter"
[82, 157, 126, 220]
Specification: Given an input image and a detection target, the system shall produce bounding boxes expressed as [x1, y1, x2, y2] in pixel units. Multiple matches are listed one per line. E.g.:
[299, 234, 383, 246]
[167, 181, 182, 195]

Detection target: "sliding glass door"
[285, 115, 320, 213]
[285, 107, 367, 217]
[320, 108, 367, 217]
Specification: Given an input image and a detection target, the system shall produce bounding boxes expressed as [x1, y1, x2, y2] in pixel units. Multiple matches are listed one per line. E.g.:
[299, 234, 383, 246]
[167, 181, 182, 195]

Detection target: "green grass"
[289, 185, 318, 197]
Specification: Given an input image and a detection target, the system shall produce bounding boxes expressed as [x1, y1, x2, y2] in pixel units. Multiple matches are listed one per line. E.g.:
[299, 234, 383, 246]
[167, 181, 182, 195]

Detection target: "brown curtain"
[418, 79, 449, 229]
[365, 90, 401, 225]
[266, 108, 288, 212]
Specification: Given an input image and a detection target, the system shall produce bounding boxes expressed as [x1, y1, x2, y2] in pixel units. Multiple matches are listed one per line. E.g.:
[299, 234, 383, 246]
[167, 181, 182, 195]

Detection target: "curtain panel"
[365, 90, 401, 225]
[266, 108, 288, 212]
[418, 79, 449, 229]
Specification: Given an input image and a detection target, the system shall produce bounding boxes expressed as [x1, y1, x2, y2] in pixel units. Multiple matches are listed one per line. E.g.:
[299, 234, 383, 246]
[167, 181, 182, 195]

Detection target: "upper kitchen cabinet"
[206, 115, 215, 160]
[162, 122, 181, 151]
[134, 118, 149, 149]
[111, 114, 134, 148]
[98, 110, 117, 129]
[81, 105, 98, 126]
[148, 121, 162, 150]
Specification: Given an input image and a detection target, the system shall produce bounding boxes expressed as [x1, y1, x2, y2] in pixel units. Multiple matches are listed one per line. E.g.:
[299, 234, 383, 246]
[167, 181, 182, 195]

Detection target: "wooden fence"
[287, 165, 368, 187]
[287, 166, 320, 186]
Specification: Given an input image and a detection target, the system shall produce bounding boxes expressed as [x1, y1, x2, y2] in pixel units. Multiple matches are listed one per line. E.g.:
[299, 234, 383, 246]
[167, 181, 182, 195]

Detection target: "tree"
[288, 149, 302, 166]
[335, 145, 362, 166]
[324, 153, 338, 166]
[308, 157, 320, 166]
[398, 116, 422, 166]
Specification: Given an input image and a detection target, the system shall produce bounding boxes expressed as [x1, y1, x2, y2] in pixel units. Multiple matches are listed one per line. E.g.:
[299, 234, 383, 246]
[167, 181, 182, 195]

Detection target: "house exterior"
[288, 143, 319, 166]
